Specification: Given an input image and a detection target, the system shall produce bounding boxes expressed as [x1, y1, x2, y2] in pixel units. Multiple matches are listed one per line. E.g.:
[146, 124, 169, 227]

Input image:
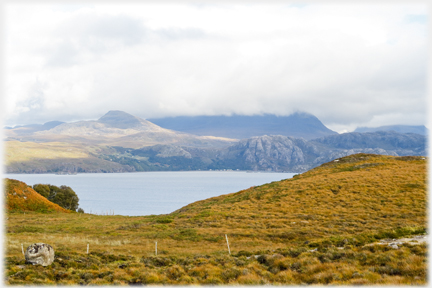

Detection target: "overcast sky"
[2, 1, 428, 133]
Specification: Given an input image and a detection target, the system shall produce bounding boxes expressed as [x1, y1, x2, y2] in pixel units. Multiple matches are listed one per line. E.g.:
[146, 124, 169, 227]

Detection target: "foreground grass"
[4, 153, 428, 285]
[5, 235, 427, 285]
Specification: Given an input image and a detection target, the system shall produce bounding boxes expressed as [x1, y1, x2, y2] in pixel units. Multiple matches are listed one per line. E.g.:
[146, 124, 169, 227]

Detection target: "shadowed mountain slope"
[148, 112, 337, 140]
[355, 125, 428, 135]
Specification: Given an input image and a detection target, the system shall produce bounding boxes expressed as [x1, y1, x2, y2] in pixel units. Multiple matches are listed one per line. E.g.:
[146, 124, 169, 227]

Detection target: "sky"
[2, 1, 429, 133]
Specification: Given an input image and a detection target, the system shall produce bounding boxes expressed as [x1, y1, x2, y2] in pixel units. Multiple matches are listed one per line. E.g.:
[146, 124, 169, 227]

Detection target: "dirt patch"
[366, 235, 427, 248]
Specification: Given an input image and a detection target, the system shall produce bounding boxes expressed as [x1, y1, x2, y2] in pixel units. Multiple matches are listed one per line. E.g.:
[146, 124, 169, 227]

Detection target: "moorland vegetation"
[4, 153, 427, 285]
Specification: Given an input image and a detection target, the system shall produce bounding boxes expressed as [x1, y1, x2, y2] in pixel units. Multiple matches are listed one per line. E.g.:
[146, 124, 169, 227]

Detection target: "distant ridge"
[5, 110, 238, 153]
[148, 112, 337, 140]
[354, 125, 428, 135]
[4, 121, 64, 136]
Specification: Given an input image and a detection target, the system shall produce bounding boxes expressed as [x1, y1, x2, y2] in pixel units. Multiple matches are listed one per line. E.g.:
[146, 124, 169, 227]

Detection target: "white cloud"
[3, 2, 428, 132]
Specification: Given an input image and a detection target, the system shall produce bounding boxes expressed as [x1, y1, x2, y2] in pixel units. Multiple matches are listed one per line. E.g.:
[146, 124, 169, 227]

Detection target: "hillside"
[5, 131, 426, 173]
[354, 125, 428, 135]
[5, 178, 69, 213]
[5, 154, 428, 285]
[5, 141, 136, 173]
[114, 132, 426, 172]
[172, 153, 426, 244]
[148, 112, 337, 140]
[312, 131, 426, 151]
[5, 153, 427, 285]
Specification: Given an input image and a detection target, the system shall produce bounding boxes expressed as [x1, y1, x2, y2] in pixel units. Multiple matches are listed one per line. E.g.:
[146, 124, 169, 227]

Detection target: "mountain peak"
[98, 110, 144, 129]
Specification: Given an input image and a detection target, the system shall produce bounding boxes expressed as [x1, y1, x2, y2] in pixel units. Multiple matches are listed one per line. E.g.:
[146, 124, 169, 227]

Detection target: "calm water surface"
[6, 171, 295, 216]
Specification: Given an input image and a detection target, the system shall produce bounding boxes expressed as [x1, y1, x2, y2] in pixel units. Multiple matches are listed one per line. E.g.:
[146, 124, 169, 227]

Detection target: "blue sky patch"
[406, 14, 428, 24]
[289, 3, 308, 9]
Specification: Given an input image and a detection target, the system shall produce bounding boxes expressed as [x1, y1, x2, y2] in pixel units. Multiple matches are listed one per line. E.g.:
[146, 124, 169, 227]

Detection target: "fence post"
[87, 243, 89, 254]
[225, 234, 231, 255]
[155, 241, 157, 256]
[21, 244, 24, 256]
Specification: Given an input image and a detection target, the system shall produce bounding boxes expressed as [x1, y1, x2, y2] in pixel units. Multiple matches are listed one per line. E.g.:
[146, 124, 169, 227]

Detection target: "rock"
[389, 244, 399, 249]
[25, 243, 54, 266]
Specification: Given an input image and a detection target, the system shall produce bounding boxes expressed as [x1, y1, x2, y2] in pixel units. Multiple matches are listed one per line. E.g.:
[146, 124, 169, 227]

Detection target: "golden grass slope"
[172, 153, 427, 245]
[5, 178, 70, 213]
[5, 141, 89, 164]
[5, 140, 130, 173]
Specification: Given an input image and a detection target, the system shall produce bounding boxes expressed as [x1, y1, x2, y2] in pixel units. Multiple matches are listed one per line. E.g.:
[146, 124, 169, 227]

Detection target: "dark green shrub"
[284, 247, 307, 258]
[156, 216, 173, 224]
[235, 250, 253, 257]
[141, 256, 172, 267]
[33, 184, 79, 211]
[256, 255, 267, 264]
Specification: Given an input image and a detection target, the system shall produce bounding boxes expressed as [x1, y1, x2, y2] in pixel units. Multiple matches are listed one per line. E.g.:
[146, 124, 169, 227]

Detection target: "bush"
[33, 184, 80, 211]
[156, 216, 173, 224]
[235, 250, 253, 257]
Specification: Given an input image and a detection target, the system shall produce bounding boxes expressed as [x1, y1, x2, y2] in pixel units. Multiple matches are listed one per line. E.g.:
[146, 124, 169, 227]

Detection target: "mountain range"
[148, 112, 337, 140]
[5, 110, 236, 149]
[4, 110, 427, 173]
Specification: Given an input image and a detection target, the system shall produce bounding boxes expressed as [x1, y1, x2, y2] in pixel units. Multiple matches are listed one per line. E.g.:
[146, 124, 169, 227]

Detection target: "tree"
[33, 184, 80, 212]
[33, 184, 50, 198]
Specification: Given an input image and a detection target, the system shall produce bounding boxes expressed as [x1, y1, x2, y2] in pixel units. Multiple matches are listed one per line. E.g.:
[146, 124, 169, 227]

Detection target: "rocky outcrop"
[217, 135, 320, 171]
[213, 132, 426, 172]
[25, 243, 55, 266]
